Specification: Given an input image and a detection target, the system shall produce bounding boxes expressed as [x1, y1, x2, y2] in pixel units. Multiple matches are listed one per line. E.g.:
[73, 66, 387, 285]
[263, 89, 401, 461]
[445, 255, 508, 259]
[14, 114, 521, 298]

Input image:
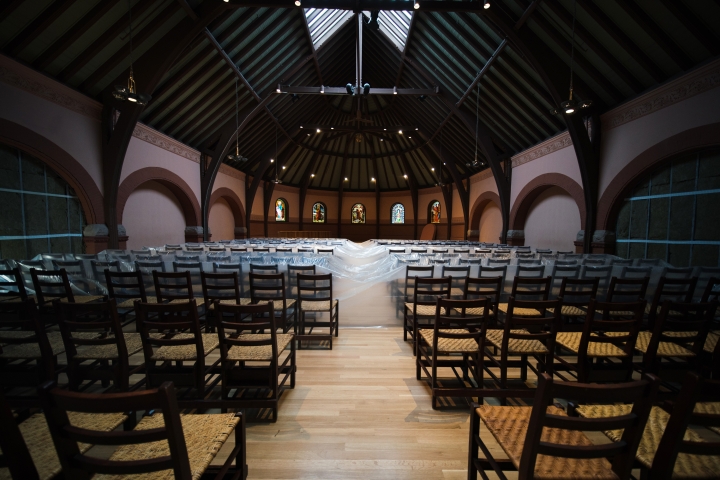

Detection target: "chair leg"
[468, 408, 479, 480]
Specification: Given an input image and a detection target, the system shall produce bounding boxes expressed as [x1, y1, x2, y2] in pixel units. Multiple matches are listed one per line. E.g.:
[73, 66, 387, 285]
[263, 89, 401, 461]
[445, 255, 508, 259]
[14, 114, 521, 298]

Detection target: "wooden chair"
[416, 297, 491, 409]
[478, 264, 508, 289]
[645, 276, 698, 329]
[441, 265, 470, 298]
[201, 271, 248, 314]
[554, 300, 645, 383]
[576, 372, 720, 480]
[215, 301, 295, 421]
[484, 297, 562, 394]
[135, 300, 219, 399]
[469, 372, 659, 480]
[551, 277, 599, 331]
[0, 267, 30, 303]
[296, 273, 340, 349]
[56, 299, 143, 391]
[38, 381, 247, 480]
[404, 276, 451, 349]
[214, 262, 245, 296]
[104, 270, 154, 316]
[249, 272, 296, 333]
[606, 276, 650, 303]
[496, 276, 552, 320]
[153, 270, 205, 309]
[134, 259, 165, 293]
[29, 269, 104, 315]
[581, 265, 613, 292]
[550, 264, 580, 291]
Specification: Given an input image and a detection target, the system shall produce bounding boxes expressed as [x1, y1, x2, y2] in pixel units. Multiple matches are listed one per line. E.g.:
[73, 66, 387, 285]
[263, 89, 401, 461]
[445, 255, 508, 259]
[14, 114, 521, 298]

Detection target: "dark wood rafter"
[456, 38, 508, 108]
[102, 1, 227, 248]
[486, 6, 598, 252]
[0, 0, 25, 19]
[658, 0, 719, 57]
[4, 0, 76, 56]
[515, 0, 541, 30]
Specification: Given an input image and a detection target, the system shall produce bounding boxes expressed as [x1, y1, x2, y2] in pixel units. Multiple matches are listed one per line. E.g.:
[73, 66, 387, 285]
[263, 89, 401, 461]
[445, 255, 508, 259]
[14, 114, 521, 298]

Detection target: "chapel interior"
[1, 1, 720, 479]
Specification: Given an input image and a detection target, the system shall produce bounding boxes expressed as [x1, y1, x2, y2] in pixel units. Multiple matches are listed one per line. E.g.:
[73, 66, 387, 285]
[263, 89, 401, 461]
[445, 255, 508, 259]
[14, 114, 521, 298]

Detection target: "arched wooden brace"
[102, 2, 227, 248]
[486, 8, 601, 252]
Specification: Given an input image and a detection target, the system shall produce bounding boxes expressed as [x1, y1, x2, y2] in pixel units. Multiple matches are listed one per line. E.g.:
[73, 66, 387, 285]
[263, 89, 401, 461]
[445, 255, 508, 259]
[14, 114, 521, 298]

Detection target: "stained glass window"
[351, 203, 366, 224]
[391, 203, 405, 224]
[275, 198, 287, 222]
[312, 202, 326, 223]
[429, 200, 441, 224]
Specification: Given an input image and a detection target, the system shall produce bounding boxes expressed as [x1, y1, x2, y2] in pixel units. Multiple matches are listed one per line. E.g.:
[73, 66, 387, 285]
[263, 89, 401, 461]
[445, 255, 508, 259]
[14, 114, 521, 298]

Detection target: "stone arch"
[597, 122, 720, 231]
[509, 173, 586, 230]
[0, 118, 104, 224]
[209, 187, 245, 227]
[117, 167, 201, 226]
[470, 191, 502, 230]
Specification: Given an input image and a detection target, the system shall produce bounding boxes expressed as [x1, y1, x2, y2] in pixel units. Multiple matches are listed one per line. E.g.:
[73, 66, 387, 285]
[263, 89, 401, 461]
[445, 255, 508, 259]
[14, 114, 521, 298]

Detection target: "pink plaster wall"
[479, 202, 502, 243]
[209, 197, 235, 241]
[523, 187, 580, 252]
[123, 181, 186, 249]
[510, 144, 581, 208]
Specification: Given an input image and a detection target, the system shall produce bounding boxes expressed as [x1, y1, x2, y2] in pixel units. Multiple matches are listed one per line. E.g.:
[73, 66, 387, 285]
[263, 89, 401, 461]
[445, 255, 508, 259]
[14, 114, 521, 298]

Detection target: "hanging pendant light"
[227, 77, 246, 162]
[468, 83, 483, 168]
[552, 0, 591, 116]
[112, 0, 151, 106]
[273, 125, 282, 184]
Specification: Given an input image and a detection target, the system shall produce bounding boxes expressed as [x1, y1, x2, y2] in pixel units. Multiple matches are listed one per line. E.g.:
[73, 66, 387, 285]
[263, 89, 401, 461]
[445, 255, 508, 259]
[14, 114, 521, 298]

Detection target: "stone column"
[234, 227, 248, 239]
[83, 224, 127, 253]
[591, 230, 616, 254]
[185, 226, 209, 243]
[505, 229, 525, 247]
[467, 229, 479, 241]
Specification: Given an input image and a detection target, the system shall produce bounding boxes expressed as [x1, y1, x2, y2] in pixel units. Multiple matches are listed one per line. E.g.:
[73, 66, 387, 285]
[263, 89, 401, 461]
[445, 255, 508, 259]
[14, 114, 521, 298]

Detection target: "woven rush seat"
[594, 309, 637, 317]
[705, 332, 719, 354]
[486, 329, 549, 354]
[452, 306, 490, 316]
[496, 303, 541, 316]
[547, 305, 587, 316]
[0, 411, 126, 480]
[0, 331, 72, 357]
[116, 296, 158, 309]
[207, 298, 252, 310]
[168, 297, 206, 307]
[694, 402, 720, 436]
[150, 333, 219, 361]
[226, 333, 294, 361]
[634, 331, 696, 357]
[418, 329, 479, 353]
[576, 404, 720, 478]
[55, 295, 105, 304]
[94, 413, 239, 480]
[476, 405, 617, 480]
[555, 332, 629, 357]
[0, 294, 37, 303]
[450, 287, 465, 297]
[302, 299, 338, 311]
[73, 332, 147, 360]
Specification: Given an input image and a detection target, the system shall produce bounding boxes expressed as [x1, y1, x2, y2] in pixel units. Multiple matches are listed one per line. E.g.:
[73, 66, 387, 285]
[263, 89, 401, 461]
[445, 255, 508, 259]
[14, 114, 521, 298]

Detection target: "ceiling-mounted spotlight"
[311, 173, 315, 177]
[344, 177, 348, 181]
[403, 174, 408, 178]
[367, 11, 380, 31]
[112, 0, 151, 106]
[393, 86, 397, 95]
[282, 165, 286, 169]
[316, 128, 321, 133]
[346, 83, 355, 95]
[320, 85, 325, 94]
[380, 139, 384, 141]
[291, 94, 299, 103]
[398, 130, 403, 134]
[431, 167, 435, 171]
[415, 127, 419, 130]
[552, 0, 592, 116]
[295, 0, 301, 5]
[371, 177, 376, 182]
[270, 158, 274, 163]
[414, 1, 420, 10]
[363, 83, 370, 95]
[276, 85, 281, 93]
[418, 95, 426, 101]
[484, 0, 490, 9]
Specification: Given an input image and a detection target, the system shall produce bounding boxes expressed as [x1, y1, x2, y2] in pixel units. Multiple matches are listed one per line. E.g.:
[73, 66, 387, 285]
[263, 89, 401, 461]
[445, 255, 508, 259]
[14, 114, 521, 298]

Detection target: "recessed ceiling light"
[270, 159, 274, 163]
[403, 174, 408, 178]
[311, 173, 315, 177]
[371, 177, 376, 181]
[398, 130, 403, 134]
[282, 166, 285, 169]
[316, 128, 321, 133]
[344, 177, 348, 181]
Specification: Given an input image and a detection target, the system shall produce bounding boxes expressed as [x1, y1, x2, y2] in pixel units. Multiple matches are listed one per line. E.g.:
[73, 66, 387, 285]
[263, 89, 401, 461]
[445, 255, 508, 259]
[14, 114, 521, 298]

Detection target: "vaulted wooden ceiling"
[2, 0, 718, 191]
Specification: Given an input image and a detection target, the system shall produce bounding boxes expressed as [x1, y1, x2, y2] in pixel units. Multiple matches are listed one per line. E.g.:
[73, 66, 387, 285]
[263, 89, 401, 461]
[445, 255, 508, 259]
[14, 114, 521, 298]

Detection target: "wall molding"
[132, 122, 201, 163]
[218, 163, 245, 181]
[601, 58, 720, 130]
[470, 168, 494, 183]
[0, 54, 102, 120]
[511, 131, 573, 169]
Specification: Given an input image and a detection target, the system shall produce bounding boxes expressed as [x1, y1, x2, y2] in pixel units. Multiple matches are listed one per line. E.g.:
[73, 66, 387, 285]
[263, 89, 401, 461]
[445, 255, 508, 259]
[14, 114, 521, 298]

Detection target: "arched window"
[312, 202, 326, 223]
[275, 198, 288, 222]
[391, 203, 405, 224]
[0, 142, 86, 259]
[429, 200, 441, 224]
[351, 203, 366, 224]
[615, 148, 720, 267]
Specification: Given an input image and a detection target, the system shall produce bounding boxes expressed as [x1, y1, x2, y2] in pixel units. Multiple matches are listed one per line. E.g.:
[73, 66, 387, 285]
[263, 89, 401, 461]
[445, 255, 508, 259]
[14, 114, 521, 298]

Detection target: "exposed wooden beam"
[225, 1, 496, 11]
[456, 38, 507, 108]
[659, 0, 719, 57]
[4, 0, 76, 56]
[0, 0, 25, 19]
[174, 0, 198, 21]
[515, 0, 541, 30]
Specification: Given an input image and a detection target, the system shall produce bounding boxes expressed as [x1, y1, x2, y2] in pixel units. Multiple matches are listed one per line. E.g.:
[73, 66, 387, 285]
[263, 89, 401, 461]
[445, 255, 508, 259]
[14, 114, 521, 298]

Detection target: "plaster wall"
[479, 202, 503, 244]
[208, 197, 236, 241]
[511, 144, 581, 209]
[123, 181, 186, 249]
[523, 186, 581, 252]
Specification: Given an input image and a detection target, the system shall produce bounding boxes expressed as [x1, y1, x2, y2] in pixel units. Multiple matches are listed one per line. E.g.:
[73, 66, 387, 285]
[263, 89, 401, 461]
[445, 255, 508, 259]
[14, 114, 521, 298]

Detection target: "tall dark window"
[0, 143, 85, 260]
[615, 148, 720, 267]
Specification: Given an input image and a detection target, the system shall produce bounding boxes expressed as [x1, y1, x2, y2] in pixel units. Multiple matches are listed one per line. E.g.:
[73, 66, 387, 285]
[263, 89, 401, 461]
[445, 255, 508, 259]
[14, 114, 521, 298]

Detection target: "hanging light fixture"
[414, 1, 420, 10]
[273, 125, 282, 184]
[112, 0, 151, 106]
[468, 83, 483, 168]
[227, 78, 245, 162]
[484, 0, 491, 9]
[553, 0, 591, 115]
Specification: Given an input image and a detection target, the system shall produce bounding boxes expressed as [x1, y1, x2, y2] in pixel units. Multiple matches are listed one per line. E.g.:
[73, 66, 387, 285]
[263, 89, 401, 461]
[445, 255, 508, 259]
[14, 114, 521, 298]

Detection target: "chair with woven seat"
[576, 372, 719, 480]
[580, 265, 613, 293]
[29, 269, 105, 321]
[38, 381, 246, 480]
[496, 276, 553, 320]
[288, 265, 316, 298]
[441, 265, 470, 298]
[416, 297, 491, 409]
[135, 299, 219, 399]
[459, 276, 503, 324]
[249, 272, 296, 333]
[90, 260, 121, 288]
[56, 299, 144, 391]
[484, 296, 562, 393]
[469, 372, 659, 480]
[249, 263, 279, 275]
[550, 264, 580, 294]
[134, 259, 165, 294]
[554, 299, 645, 383]
[153, 270, 205, 311]
[296, 273, 340, 349]
[0, 298, 57, 391]
[404, 276, 451, 349]
[104, 269, 154, 316]
[551, 277, 599, 331]
[215, 301, 295, 421]
[645, 276, 698, 329]
[201, 271, 248, 317]
[0, 267, 30, 303]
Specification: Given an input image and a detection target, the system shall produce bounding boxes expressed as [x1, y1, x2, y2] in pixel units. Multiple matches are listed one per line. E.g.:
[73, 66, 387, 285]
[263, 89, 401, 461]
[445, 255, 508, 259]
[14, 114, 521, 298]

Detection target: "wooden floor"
[218, 327, 488, 479]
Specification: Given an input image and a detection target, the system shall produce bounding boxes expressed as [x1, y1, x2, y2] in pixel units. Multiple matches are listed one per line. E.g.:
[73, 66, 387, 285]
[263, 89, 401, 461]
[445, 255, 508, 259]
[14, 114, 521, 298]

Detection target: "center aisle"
[232, 328, 472, 479]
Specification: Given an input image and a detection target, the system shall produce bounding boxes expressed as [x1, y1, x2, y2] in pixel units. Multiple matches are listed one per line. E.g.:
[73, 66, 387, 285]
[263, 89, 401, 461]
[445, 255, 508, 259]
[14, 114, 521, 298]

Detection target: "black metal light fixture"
[346, 83, 355, 95]
[552, 0, 591, 116]
[367, 11, 380, 31]
[484, 0, 491, 9]
[112, 0, 151, 106]
[291, 94, 299, 103]
[227, 78, 245, 162]
[363, 83, 370, 95]
[414, 1, 420, 10]
[273, 125, 282, 184]
[418, 95, 426, 101]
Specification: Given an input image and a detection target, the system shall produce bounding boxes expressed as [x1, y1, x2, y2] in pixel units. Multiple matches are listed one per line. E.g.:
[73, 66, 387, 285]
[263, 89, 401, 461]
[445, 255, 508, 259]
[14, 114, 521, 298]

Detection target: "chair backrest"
[433, 248, 448, 254]
[0, 268, 28, 301]
[206, 254, 231, 264]
[463, 276, 502, 307]
[165, 244, 183, 251]
[581, 265, 613, 289]
[433, 297, 491, 347]
[620, 266, 654, 279]
[51, 259, 87, 278]
[249, 272, 288, 307]
[175, 254, 201, 262]
[39, 381, 196, 479]
[185, 246, 205, 252]
[647, 276, 698, 328]
[555, 259, 578, 266]
[30, 268, 74, 304]
[0, 390, 40, 480]
[56, 299, 127, 365]
[535, 249, 552, 254]
[488, 258, 510, 266]
[135, 260, 165, 277]
[664, 267, 694, 279]
[153, 271, 194, 302]
[478, 264, 508, 286]
[201, 271, 240, 304]
[404, 265, 435, 299]
[389, 248, 406, 254]
[135, 300, 204, 359]
[229, 246, 248, 252]
[252, 247, 270, 253]
[558, 277, 598, 306]
[550, 265, 580, 286]
[317, 248, 334, 254]
[517, 258, 540, 265]
[411, 277, 451, 306]
[172, 261, 203, 276]
[249, 263, 279, 274]
[645, 301, 716, 367]
[581, 258, 605, 266]
[518, 373, 659, 480]
[207, 246, 227, 252]
[516, 265, 545, 278]
[453, 248, 470, 253]
[700, 277, 719, 303]
[475, 248, 492, 254]
[0, 298, 54, 381]
[297, 273, 334, 303]
[510, 276, 552, 301]
[441, 265, 470, 278]
[73, 254, 97, 261]
[215, 301, 277, 361]
[610, 258, 634, 266]
[652, 373, 720, 478]
[105, 270, 148, 304]
[561, 253, 582, 259]
[135, 254, 162, 261]
[91, 260, 121, 282]
[606, 276, 649, 303]
[275, 247, 293, 252]
[580, 300, 645, 365]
